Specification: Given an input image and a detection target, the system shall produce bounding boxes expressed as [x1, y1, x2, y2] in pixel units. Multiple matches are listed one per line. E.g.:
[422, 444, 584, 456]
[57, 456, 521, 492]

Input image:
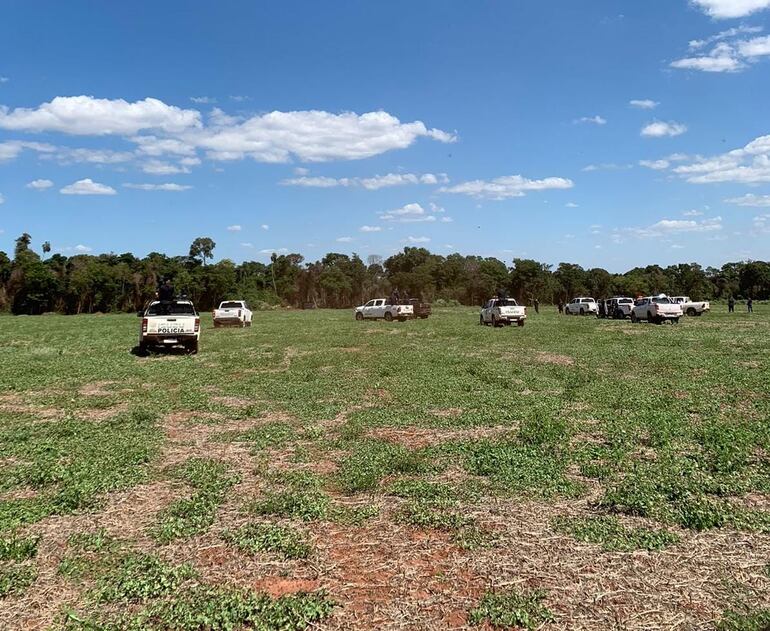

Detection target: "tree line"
[1, 233, 768, 315]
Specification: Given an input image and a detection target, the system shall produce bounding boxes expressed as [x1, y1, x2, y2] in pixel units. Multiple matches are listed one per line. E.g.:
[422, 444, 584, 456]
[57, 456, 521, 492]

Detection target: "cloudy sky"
[1, 0, 769, 270]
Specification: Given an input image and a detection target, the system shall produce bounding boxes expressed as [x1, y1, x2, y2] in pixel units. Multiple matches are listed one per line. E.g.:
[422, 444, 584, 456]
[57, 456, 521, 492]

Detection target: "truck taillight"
[194, 318, 200, 333]
[142, 318, 148, 333]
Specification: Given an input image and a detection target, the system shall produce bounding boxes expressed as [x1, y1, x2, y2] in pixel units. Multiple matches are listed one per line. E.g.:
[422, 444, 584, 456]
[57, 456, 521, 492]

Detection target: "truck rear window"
[147, 303, 196, 315]
[497, 299, 519, 306]
[220, 302, 243, 308]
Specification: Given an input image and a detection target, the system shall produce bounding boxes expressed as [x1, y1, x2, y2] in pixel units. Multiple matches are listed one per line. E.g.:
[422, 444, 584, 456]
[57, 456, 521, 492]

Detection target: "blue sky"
[1, 0, 769, 271]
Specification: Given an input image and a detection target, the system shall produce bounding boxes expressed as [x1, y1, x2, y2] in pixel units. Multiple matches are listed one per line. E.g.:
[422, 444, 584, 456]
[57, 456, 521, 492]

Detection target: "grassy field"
[0, 306, 768, 630]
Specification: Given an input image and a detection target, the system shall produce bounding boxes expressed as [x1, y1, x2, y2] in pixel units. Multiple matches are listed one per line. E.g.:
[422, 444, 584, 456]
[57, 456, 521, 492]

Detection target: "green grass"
[552, 515, 680, 551]
[0, 562, 37, 598]
[222, 522, 312, 559]
[469, 588, 554, 629]
[0, 307, 768, 627]
[151, 458, 240, 543]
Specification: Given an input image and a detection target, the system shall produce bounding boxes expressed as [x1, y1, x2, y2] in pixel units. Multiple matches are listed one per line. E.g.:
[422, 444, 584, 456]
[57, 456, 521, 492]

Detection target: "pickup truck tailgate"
[146, 317, 196, 335]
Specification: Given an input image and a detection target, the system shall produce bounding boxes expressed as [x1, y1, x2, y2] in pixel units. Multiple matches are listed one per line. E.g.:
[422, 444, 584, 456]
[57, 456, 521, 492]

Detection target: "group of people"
[728, 296, 753, 313]
[388, 288, 411, 305]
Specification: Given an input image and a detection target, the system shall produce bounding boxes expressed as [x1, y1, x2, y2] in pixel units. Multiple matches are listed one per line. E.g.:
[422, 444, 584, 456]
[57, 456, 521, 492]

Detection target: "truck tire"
[491, 314, 498, 327]
[246, 320, 252, 327]
[579, 307, 585, 315]
[187, 340, 199, 354]
[355, 312, 364, 321]
[673, 317, 680, 324]
[420, 315, 428, 319]
[631, 312, 638, 323]
[138, 342, 149, 356]
[384, 312, 393, 322]
[518, 319, 525, 327]
[686, 307, 696, 316]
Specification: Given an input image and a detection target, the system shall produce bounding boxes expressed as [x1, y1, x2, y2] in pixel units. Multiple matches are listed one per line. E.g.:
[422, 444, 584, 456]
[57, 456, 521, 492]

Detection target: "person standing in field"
[557, 300, 564, 314]
[728, 296, 735, 313]
[533, 298, 539, 314]
[747, 297, 753, 313]
[158, 278, 175, 302]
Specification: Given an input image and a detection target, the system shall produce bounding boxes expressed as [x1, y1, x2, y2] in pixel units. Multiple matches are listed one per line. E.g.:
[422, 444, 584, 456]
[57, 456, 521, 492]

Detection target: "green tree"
[189, 237, 216, 266]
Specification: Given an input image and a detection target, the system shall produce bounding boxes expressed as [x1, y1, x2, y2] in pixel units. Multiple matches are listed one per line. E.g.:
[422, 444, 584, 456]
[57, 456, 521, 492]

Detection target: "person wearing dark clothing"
[402, 291, 410, 305]
[496, 288, 508, 302]
[158, 278, 175, 302]
[728, 296, 735, 313]
[557, 301, 564, 314]
[533, 298, 539, 314]
[747, 297, 753, 313]
[390, 289, 400, 305]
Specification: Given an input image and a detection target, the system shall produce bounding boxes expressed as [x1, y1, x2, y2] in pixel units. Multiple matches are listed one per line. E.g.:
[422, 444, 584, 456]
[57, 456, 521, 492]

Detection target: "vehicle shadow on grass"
[130, 345, 194, 358]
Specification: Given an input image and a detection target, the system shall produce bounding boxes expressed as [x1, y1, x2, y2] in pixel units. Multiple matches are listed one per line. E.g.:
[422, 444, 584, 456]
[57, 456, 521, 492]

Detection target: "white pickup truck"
[354, 298, 414, 322]
[138, 300, 200, 354]
[565, 297, 598, 315]
[631, 295, 682, 324]
[480, 298, 527, 327]
[671, 296, 710, 317]
[213, 300, 253, 327]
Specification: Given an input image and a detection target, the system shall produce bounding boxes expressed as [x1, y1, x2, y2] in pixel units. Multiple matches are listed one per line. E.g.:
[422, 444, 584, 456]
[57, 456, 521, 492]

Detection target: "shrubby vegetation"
[2, 232, 769, 314]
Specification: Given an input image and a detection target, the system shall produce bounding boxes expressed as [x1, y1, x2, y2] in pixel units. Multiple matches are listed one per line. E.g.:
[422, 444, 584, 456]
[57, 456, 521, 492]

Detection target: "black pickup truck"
[408, 298, 432, 319]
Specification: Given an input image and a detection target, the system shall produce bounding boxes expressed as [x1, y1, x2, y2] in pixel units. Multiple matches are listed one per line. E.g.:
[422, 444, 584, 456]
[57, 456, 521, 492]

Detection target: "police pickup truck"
[354, 298, 414, 322]
[212, 300, 253, 327]
[138, 299, 200, 354]
[480, 298, 527, 327]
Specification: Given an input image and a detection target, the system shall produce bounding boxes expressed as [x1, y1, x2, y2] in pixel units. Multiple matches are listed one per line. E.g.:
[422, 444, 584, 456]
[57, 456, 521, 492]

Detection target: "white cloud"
[141, 160, 190, 175]
[440, 216, 454, 223]
[259, 248, 288, 254]
[672, 30, 770, 73]
[629, 99, 659, 109]
[624, 216, 723, 238]
[380, 202, 438, 223]
[753, 213, 770, 232]
[53, 147, 134, 164]
[0, 77, 8, 83]
[0, 193, 4, 204]
[683, 209, 704, 216]
[60, 178, 117, 195]
[190, 96, 217, 104]
[191, 109, 455, 163]
[639, 159, 670, 170]
[336, 236, 353, 242]
[261, 224, 269, 230]
[691, 0, 770, 18]
[406, 236, 430, 243]
[581, 163, 632, 172]
[280, 172, 448, 190]
[725, 193, 770, 206]
[672, 133, 770, 183]
[74, 244, 92, 253]
[641, 121, 687, 137]
[565, 202, 579, 208]
[26, 178, 54, 190]
[0, 96, 201, 135]
[123, 182, 191, 191]
[575, 115, 607, 125]
[241, 242, 254, 248]
[360, 225, 382, 232]
[439, 174, 573, 200]
[293, 167, 309, 176]
[131, 135, 197, 157]
[738, 34, 770, 56]
[0, 140, 56, 162]
[227, 225, 242, 232]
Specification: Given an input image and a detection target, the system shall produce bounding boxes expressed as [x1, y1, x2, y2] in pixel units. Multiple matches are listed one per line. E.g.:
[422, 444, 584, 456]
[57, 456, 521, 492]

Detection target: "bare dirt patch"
[366, 426, 513, 449]
[534, 351, 575, 366]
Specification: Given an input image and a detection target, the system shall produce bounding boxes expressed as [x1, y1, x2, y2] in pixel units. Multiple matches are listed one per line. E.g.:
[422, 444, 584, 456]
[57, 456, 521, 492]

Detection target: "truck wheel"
[686, 308, 696, 316]
[673, 317, 680, 324]
[355, 312, 364, 321]
[138, 342, 149, 356]
[631, 312, 638, 323]
[579, 308, 585, 315]
[491, 314, 498, 328]
[420, 315, 428, 319]
[518, 319, 525, 327]
[384, 312, 393, 322]
[398, 317, 406, 322]
[247, 320, 252, 327]
[187, 341, 199, 354]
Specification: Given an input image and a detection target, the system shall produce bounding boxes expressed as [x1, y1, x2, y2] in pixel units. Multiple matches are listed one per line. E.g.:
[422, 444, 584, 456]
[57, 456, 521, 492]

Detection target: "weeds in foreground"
[552, 515, 679, 551]
[222, 522, 311, 560]
[469, 588, 554, 629]
[151, 458, 240, 543]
